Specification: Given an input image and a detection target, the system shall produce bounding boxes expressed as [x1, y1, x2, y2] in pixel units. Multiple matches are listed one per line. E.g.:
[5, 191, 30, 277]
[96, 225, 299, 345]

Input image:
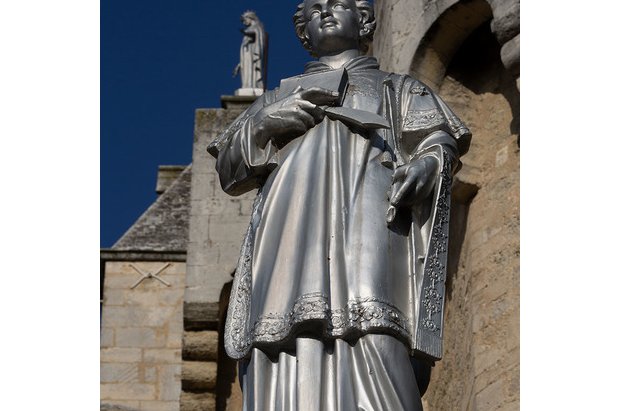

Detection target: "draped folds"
[209, 56, 471, 410]
[240, 335, 423, 411]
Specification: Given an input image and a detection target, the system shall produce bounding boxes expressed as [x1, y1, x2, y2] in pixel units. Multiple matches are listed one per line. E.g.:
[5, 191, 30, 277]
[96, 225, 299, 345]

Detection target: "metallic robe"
[209, 56, 470, 410]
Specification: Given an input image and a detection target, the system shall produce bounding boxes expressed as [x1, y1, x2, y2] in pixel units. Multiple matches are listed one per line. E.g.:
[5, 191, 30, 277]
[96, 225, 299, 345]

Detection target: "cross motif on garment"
[129, 263, 172, 289]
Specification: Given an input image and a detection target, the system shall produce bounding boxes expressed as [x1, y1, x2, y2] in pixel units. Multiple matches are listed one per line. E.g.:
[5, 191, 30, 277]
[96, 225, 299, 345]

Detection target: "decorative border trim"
[403, 108, 445, 132]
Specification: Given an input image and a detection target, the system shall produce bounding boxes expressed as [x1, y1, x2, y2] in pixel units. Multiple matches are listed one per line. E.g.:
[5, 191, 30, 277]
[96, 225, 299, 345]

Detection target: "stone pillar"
[182, 96, 256, 411]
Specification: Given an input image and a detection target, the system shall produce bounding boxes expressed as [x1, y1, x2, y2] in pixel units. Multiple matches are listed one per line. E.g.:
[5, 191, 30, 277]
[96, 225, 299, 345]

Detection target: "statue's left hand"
[389, 156, 439, 208]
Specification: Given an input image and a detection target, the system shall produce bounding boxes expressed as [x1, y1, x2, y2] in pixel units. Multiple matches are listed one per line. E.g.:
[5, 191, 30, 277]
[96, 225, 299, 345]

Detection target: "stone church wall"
[374, 0, 520, 409]
[183, 99, 255, 411]
[101, 2, 519, 409]
[101, 261, 186, 411]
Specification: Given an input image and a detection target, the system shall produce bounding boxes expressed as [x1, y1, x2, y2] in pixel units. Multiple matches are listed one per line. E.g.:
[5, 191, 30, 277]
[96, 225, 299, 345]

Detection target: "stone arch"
[409, 0, 493, 90]
[417, 13, 520, 411]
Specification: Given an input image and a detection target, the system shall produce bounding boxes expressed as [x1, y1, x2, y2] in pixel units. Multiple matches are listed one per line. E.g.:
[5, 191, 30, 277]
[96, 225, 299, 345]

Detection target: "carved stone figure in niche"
[233, 10, 268, 96]
[209, 1, 470, 409]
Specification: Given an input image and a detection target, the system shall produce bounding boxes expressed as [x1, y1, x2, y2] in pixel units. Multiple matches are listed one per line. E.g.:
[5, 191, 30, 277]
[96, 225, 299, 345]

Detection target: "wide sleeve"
[395, 78, 472, 361]
[207, 92, 279, 196]
[399, 78, 471, 167]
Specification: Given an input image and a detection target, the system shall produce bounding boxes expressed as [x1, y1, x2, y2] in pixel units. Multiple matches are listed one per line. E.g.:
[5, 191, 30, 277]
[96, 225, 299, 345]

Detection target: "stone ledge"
[101, 249, 187, 262]
[184, 302, 220, 331]
[180, 391, 216, 411]
[182, 361, 217, 392]
[219, 95, 257, 110]
[101, 403, 140, 411]
[183, 331, 219, 361]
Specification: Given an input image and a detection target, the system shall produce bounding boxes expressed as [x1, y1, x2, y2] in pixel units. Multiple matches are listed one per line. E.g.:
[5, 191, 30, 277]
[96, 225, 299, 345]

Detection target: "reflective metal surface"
[209, 1, 471, 409]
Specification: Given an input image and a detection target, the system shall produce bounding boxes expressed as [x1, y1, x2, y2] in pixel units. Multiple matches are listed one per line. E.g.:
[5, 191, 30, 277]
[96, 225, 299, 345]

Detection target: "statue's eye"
[310, 9, 321, 17]
[333, 3, 346, 10]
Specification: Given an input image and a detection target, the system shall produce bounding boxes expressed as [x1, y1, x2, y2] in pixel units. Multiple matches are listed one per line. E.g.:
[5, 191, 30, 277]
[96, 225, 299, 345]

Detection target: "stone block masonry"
[181, 98, 256, 411]
[373, 1, 520, 408]
[185, 107, 256, 307]
[101, 261, 186, 411]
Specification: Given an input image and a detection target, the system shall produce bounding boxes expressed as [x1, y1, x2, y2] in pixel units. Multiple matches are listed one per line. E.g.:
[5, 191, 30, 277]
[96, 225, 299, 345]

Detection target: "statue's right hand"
[252, 87, 340, 148]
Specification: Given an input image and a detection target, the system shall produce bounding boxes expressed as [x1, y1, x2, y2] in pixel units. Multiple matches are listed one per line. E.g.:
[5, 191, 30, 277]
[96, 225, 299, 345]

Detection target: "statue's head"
[293, 0, 376, 58]
[241, 10, 258, 26]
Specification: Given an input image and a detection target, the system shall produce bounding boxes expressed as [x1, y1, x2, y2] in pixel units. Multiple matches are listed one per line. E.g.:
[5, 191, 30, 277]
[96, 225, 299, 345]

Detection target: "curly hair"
[293, 1, 376, 57]
[241, 10, 258, 22]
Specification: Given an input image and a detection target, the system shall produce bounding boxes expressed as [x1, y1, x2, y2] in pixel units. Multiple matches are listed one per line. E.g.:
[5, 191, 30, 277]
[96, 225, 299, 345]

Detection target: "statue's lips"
[320, 20, 338, 29]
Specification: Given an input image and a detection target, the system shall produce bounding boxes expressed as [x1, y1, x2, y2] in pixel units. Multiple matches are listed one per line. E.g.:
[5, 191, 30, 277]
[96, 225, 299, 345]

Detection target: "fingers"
[391, 171, 418, 206]
[293, 106, 316, 129]
[389, 180, 403, 206]
[297, 99, 325, 123]
[299, 87, 341, 106]
[389, 162, 423, 206]
[389, 165, 406, 206]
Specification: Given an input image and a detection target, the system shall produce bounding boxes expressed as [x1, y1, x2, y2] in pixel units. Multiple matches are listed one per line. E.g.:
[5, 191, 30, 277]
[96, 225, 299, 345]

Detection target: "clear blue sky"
[101, 0, 312, 247]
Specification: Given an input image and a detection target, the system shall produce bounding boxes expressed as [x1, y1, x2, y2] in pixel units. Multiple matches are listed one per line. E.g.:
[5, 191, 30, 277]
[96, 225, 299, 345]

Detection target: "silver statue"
[209, 1, 471, 409]
[233, 10, 268, 96]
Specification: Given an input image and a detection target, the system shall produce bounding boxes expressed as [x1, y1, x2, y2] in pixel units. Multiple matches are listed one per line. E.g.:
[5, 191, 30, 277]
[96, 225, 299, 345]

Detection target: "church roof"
[112, 165, 191, 252]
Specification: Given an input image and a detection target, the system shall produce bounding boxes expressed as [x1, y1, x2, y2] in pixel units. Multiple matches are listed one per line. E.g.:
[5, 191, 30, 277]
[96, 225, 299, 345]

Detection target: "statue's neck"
[317, 49, 360, 69]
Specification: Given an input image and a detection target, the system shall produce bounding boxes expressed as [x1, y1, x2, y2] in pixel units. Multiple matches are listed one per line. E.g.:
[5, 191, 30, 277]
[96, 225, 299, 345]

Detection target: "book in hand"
[278, 68, 390, 130]
[278, 67, 349, 106]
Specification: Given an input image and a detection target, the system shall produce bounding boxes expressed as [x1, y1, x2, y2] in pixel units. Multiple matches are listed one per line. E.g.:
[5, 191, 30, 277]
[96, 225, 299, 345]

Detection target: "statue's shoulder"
[386, 73, 437, 97]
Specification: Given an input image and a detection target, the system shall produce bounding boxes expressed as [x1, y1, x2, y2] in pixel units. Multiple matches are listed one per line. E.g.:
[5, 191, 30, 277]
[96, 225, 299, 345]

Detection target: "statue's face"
[303, 0, 361, 56]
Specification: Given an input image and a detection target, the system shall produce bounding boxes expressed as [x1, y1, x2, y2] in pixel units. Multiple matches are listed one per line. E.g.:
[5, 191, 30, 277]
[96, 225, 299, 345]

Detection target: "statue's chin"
[310, 37, 359, 57]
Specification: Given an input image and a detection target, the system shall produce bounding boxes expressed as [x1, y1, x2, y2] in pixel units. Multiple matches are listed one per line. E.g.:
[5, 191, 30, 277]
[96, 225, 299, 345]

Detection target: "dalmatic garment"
[208, 56, 471, 410]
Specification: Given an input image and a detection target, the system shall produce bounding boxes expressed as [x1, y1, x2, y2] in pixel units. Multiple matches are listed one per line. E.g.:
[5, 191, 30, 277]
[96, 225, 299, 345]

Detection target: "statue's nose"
[320, 9, 332, 19]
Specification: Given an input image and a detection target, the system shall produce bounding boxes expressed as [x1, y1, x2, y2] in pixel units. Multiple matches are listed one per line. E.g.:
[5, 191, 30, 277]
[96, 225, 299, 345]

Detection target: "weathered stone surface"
[139, 401, 180, 411]
[104, 306, 177, 328]
[220, 95, 257, 111]
[411, 0, 493, 89]
[158, 364, 183, 401]
[186, 107, 255, 306]
[182, 331, 218, 361]
[114, 327, 165, 348]
[103, 261, 186, 289]
[101, 259, 185, 409]
[157, 165, 186, 195]
[183, 301, 220, 331]
[101, 383, 156, 401]
[101, 327, 115, 347]
[180, 392, 216, 411]
[113, 166, 192, 252]
[374, 12, 520, 410]
[101, 363, 140, 383]
[374, 0, 493, 79]
[101, 402, 140, 411]
[181, 361, 217, 392]
[144, 348, 182, 364]
[101, 347, 141, 363]
[500, 33, 520, 77]
[101, 250, 187, 262]
[144, 366, 158, 383]
[488, 0, 520, 45]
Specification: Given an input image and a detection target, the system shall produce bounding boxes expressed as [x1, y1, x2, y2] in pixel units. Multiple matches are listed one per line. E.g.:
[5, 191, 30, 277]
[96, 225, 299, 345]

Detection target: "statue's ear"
[303, 26, 312, 49]
[358, 9, 371, 35]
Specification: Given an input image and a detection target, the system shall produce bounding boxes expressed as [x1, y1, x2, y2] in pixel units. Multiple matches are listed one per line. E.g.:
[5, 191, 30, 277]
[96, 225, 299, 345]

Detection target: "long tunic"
[208, 56, 471, 362]
[239, 21, 267, 90]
